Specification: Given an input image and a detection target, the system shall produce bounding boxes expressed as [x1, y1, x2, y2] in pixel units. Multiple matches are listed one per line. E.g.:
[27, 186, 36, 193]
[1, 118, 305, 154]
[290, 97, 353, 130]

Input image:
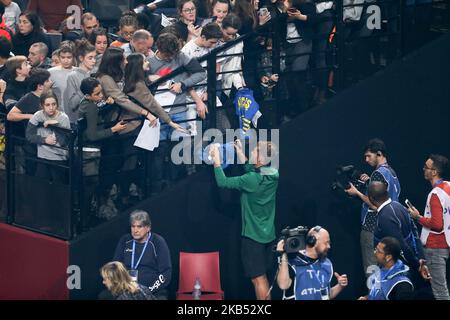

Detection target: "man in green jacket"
[210, 140, 279, 300]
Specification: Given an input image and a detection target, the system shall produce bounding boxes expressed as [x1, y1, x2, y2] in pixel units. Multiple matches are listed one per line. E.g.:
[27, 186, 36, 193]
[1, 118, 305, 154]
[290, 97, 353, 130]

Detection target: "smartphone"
[258, 7, 269, 16]
[405, 199, 414, 209]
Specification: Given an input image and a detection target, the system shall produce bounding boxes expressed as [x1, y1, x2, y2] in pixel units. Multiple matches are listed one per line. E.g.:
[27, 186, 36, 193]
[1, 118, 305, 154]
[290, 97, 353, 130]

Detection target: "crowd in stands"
[2, 0, 361, 221]
[0, 0, 448, 301]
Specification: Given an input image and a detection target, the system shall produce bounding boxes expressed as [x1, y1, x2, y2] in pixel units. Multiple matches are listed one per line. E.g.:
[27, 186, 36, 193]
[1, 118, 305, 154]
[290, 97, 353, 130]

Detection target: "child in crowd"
[49, 43, 75, 115]
[3, 55, 30, 109]
[64, 39, 97, 123]
[110, 13, 138, 48]
[26, 91, 70, 183]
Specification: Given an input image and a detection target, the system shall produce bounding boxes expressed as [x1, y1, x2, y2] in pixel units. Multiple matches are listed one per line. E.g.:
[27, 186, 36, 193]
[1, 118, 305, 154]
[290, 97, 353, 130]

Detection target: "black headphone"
[306, 226, 322, 247]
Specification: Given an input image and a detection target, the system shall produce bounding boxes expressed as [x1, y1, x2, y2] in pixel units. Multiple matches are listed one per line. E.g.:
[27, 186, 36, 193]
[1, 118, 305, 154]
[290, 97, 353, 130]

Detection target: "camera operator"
[276, 226, 348, 300]
[345, 138, 401, 277]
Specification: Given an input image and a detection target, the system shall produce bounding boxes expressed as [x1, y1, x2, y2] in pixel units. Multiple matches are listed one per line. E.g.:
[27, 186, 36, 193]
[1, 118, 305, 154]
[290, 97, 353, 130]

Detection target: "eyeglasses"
[182, 7, 196, 13]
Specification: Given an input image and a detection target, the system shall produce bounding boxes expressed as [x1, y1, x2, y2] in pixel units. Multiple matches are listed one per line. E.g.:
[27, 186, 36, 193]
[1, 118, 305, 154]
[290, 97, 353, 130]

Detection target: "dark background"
[70, 33, 450, 300]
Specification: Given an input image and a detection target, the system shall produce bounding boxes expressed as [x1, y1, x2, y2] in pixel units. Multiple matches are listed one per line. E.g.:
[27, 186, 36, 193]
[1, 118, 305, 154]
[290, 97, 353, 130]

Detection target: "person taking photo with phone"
[408, 154, 450, 300]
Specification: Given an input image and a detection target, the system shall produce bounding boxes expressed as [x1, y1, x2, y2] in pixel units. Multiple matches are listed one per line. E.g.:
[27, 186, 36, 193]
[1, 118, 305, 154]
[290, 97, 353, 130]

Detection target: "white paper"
[154, 83, 176, 112]
[216, 96, 222, 107]
[134, 119, 160, 151]
[161, 13, 172, 28]
[252, 111, 262, 128]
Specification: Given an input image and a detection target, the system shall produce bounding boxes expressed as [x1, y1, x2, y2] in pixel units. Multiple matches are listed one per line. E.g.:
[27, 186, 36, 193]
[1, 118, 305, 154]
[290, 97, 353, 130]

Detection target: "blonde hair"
[100, 261, 139, 296]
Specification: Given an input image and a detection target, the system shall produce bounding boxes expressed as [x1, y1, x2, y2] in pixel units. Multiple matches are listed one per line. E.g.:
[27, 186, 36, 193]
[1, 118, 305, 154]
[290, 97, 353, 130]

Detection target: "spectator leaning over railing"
[148, 32, 206, 188]
[124, 53, 185, 133]
[121, 29, 154, 58]
[181, 22, 223, 128]
[217, 13, 245, 98]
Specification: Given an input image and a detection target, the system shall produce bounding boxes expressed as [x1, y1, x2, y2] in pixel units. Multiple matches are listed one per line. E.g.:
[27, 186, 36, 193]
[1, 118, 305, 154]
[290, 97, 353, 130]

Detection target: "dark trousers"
[36, 160, 68, 184]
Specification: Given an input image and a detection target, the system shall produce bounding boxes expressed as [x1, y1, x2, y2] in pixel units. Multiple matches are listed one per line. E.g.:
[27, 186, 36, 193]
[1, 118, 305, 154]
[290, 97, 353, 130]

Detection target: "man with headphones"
[276, 226, 348, 300]
[345, 138, 401, 278]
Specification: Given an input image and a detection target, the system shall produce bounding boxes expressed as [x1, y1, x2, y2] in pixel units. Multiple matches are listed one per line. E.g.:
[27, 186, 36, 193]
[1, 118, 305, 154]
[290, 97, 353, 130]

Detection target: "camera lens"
[288, 238, 299, 249]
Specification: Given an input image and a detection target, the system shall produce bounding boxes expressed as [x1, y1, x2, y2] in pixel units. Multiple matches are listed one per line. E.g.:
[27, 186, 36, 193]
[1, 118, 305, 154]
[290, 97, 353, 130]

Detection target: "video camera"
[331, 165, 367, 194]
[280, 226, 308, 253]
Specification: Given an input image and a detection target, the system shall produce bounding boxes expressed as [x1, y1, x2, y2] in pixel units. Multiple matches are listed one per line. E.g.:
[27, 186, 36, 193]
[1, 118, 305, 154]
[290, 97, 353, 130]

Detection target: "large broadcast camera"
[280, 226, 309, 253]
[331, 165, 367, 194]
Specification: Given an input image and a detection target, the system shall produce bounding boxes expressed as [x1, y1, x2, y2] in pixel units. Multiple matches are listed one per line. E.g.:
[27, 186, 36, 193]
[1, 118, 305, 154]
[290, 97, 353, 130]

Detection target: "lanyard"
[131, 233, 150, 270]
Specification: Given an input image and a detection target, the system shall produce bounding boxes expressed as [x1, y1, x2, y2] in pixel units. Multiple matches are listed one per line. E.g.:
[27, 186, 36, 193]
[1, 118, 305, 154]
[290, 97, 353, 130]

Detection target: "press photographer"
[276, 226, 348, 300]
[344, 138, 401, 277]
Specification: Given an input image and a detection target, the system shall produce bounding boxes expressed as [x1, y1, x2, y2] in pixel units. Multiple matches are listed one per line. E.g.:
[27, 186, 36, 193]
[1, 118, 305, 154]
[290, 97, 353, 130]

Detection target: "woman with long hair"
[209, 0, 230, 26]
[174, 0, 204, 43]
[12, 11, 49, 56]
[87, 27, 109, 73]
[64, 39, 97, 122]
[97, 47, 158, 203]
[97, 47, 157, 130]
[124, 53, 185, 133]
[100, 261, 156, 300]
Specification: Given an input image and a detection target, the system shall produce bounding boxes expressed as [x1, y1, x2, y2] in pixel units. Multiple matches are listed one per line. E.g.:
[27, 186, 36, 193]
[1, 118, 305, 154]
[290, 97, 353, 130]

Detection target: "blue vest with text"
[368, 260, 412, 300]
[289, 255, 333, 300]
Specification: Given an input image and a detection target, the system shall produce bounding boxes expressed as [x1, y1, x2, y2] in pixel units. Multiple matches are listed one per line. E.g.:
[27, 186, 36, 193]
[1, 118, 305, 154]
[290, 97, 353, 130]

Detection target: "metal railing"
[0, 0, 448, 239]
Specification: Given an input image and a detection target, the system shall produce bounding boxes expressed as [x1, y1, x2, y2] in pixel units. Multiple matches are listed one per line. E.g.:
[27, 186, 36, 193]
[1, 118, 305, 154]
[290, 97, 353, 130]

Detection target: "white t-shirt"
[181, 39, 209, 68]
[3, 2, 21, 32]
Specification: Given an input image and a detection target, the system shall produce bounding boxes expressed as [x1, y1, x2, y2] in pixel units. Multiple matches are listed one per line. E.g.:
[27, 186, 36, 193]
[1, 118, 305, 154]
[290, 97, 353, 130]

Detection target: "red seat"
[176, 251, 224, 300]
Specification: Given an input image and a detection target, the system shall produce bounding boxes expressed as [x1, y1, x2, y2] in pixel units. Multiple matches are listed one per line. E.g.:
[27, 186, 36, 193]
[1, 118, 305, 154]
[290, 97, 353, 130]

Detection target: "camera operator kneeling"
[276, 226, 348, 300]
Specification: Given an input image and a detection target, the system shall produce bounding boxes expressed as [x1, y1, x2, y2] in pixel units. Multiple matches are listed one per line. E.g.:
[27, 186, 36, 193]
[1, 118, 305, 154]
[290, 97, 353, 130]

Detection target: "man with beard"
[276, 226, 348, 300]
[113, 210, 172, 299]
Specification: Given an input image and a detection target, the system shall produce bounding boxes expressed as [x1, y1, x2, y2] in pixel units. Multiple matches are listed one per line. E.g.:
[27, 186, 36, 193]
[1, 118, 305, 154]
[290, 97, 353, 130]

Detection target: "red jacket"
[0, 18, 13, 42]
